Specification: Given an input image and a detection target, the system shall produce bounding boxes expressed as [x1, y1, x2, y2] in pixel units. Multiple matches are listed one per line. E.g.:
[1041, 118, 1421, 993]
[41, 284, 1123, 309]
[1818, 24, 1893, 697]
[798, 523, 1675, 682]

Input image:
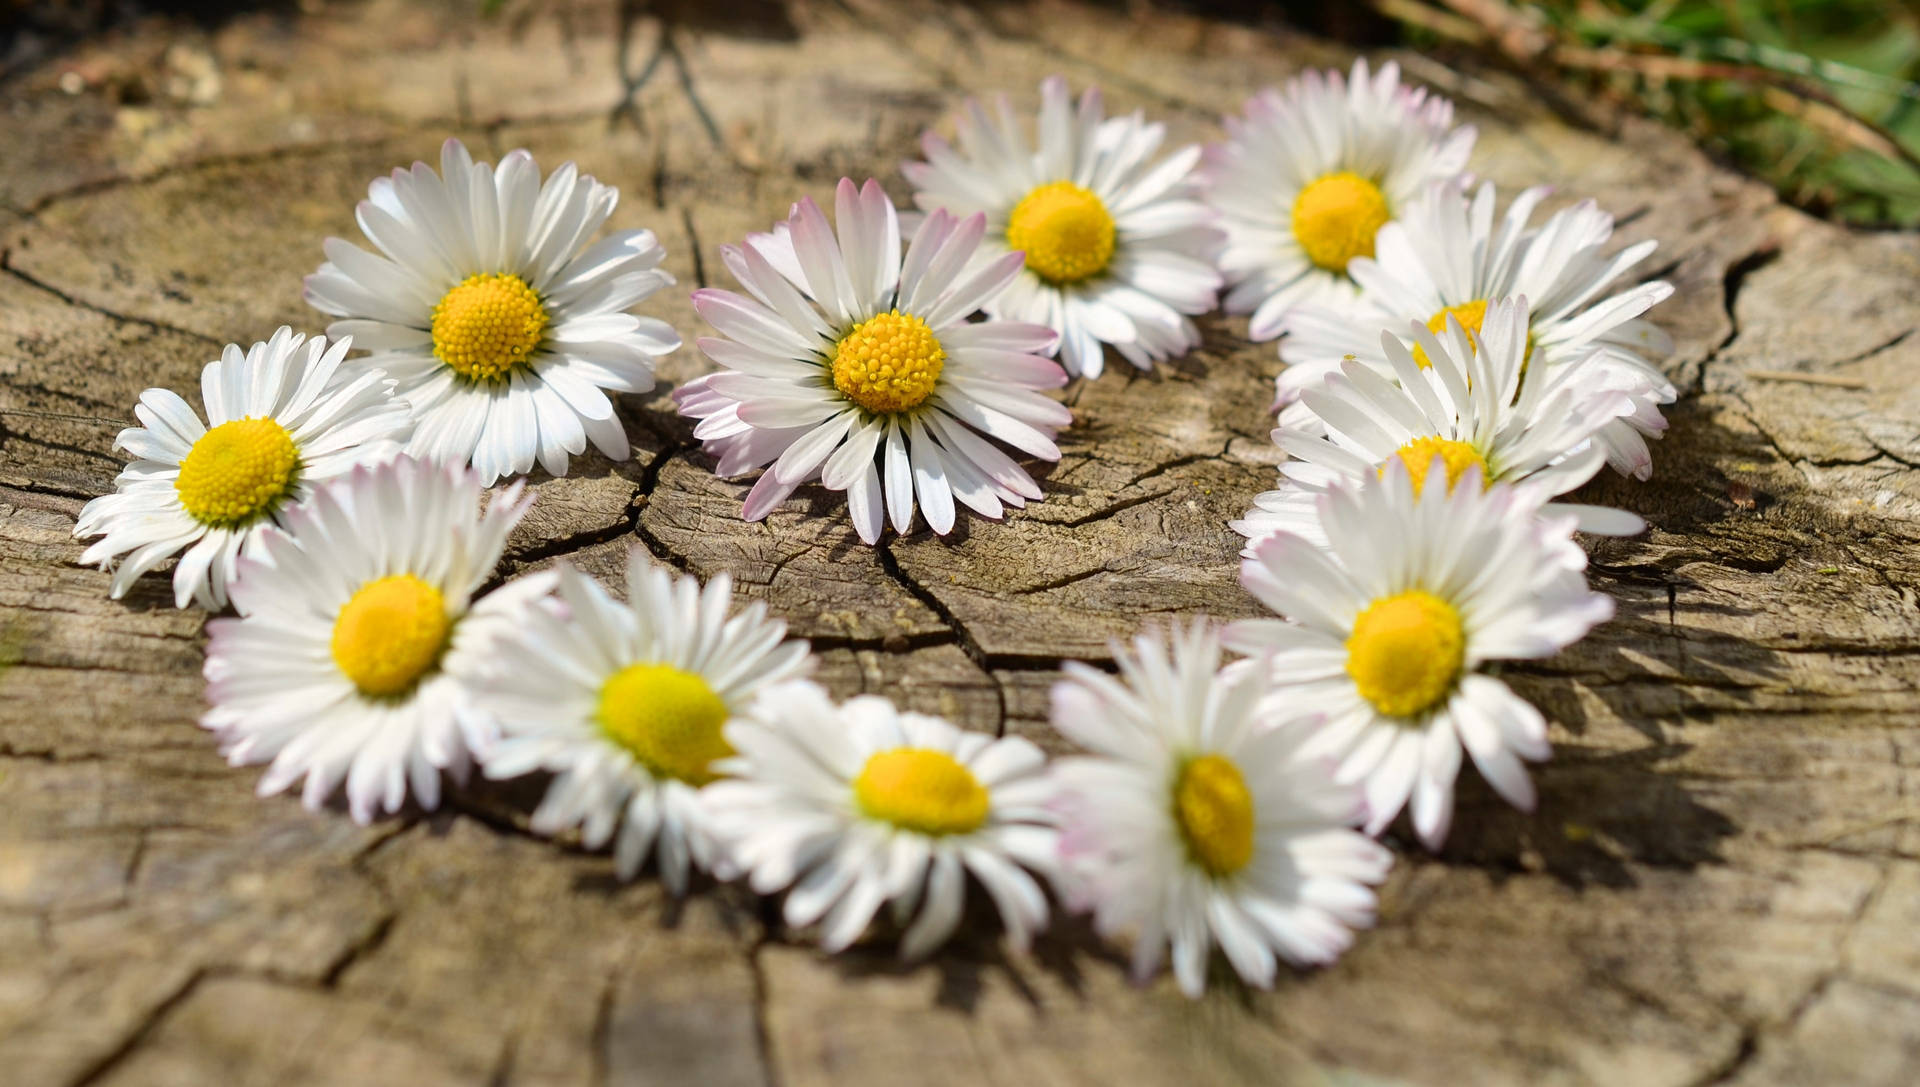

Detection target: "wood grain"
[3, 2, 1918, 1083]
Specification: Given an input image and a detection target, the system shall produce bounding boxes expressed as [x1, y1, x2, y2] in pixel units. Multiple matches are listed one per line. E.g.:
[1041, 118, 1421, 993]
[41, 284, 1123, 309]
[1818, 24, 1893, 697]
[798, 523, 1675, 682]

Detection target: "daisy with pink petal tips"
[673, 178, 1068, 544]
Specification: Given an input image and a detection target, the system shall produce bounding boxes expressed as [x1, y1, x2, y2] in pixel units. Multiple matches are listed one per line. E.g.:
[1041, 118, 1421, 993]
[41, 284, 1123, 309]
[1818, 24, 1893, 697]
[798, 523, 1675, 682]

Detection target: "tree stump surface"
[3, 2, 1918, 1084]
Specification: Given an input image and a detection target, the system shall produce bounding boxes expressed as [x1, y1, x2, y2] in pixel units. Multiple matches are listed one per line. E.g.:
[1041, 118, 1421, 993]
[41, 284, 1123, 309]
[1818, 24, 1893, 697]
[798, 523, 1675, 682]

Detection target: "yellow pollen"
[1411, 298, 1490, 369]
[1005, 180, 1117, 285]
[596, 663, 733, 785]
[1291, 171, 1390, 273]
[1173, 754, 1255, 877]
[1388, 436, 1490, 495]
[431, 273, 549, 381]
[173, 417, 300, 527]
[853, 748, 989, 836]
[330, 575, 452, 699]
[831, 310, 945, 415]
[1346, 590, 1466, 718]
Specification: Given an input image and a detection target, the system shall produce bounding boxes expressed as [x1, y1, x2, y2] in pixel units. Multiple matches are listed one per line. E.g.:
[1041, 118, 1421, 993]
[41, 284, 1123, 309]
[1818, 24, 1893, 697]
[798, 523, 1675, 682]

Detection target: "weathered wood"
[3, 1, 1918, 1083]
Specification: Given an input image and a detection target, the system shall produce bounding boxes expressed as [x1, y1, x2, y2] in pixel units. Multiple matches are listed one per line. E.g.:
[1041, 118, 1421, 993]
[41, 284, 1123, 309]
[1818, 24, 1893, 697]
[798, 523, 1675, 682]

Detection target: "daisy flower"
[1277, 180, 1675, 479]
[1232, 295, 1647, 552]
[1049, 622, 1393, 998]
[74, 327, 410, 610]
[1204, 59, 1475, 338]
[702, 680, 1057, 959]
[305, 138, 681, 484]
[470, 549, 812, 894]
[672, 178, 1069, 544]
[1225, 462, 1615, 851]
[901, 76, 1224, 378]
[201, 456, 553, 823]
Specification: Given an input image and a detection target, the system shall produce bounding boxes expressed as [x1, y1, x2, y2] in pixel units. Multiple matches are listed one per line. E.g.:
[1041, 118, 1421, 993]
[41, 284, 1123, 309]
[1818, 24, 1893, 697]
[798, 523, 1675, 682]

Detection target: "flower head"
[305, 139, 681, 484]
[904, 76, 1224, 378]
[1277, 180, 1674, 480]
[1234, 295, 1649, 552]
[1226, 463, 1615, 849]
[471, 549, 812, 893]
[674, 178, 1069, 544]
[1203, 59, 1475, 337]
[1050, 622, 1392, 998]
[75, 327, 409, 609]
[703, 681, 1058, 958]
[201, 456, 550, 822]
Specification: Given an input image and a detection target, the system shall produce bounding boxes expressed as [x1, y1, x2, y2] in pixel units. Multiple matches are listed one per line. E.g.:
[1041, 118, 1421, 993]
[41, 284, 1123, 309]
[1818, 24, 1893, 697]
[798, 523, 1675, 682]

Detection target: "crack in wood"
[1696, 243, 1784, 394]
[68, 968, 207, 1087]
[875, 541, 1006, 729]
[318, 912, 396, 988]
[6, 3, 1920, 1082]
[0, 263, 222, 348]
[18, 138, 396, 218]
[589, 972, 617, 1087]
[746, 941, 784, 1087]
[679, 207, 709, 289]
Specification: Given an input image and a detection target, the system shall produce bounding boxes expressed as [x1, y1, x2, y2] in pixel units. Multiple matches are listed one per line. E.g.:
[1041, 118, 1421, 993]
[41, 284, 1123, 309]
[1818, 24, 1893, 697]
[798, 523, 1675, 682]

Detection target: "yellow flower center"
[1290, 171, 1390, 273]
[831, 310, 945, 415]
[330, 574, 452, 699]
[1411, 298, 1489, 369]
[1408, 298, 1538, 373]
[1173, 754, 1255, 877]
[173, 417, 301, 527]
[1005, 180, 1117, 285]
[852, 748, 990, 836]
[431, 273, 550, 382]
[1345, 589, 1466, 718]
[596, 663, 733, 786]
[1388, 436, 1490, 495]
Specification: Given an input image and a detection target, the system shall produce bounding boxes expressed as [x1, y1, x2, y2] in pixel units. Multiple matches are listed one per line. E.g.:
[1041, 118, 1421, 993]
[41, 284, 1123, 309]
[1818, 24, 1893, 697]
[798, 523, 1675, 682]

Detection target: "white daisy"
[201, 456, 553, 823]
[902, 76, 1224, 378]
[1225, 462, 1615, 851]
[1277, 180, 1675, 479]
[1233, 295, 1647, 552]
[470, 549, 813, 894]
[74, 327, 410, 610]
[1204, 59, 1475, 338]
[702, 680, 1057, 959]
[672, 177, 1070, 544]
[1049, 622, 1393, 998]
[304, 138, 681, 484]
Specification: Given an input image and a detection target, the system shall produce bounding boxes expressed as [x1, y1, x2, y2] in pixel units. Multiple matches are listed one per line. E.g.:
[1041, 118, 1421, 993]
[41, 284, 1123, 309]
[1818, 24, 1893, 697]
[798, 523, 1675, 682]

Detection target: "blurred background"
[1350, 0, 1920, 228]
[6, 0, 1919, 227]
[1278, 0, 1920, 228]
